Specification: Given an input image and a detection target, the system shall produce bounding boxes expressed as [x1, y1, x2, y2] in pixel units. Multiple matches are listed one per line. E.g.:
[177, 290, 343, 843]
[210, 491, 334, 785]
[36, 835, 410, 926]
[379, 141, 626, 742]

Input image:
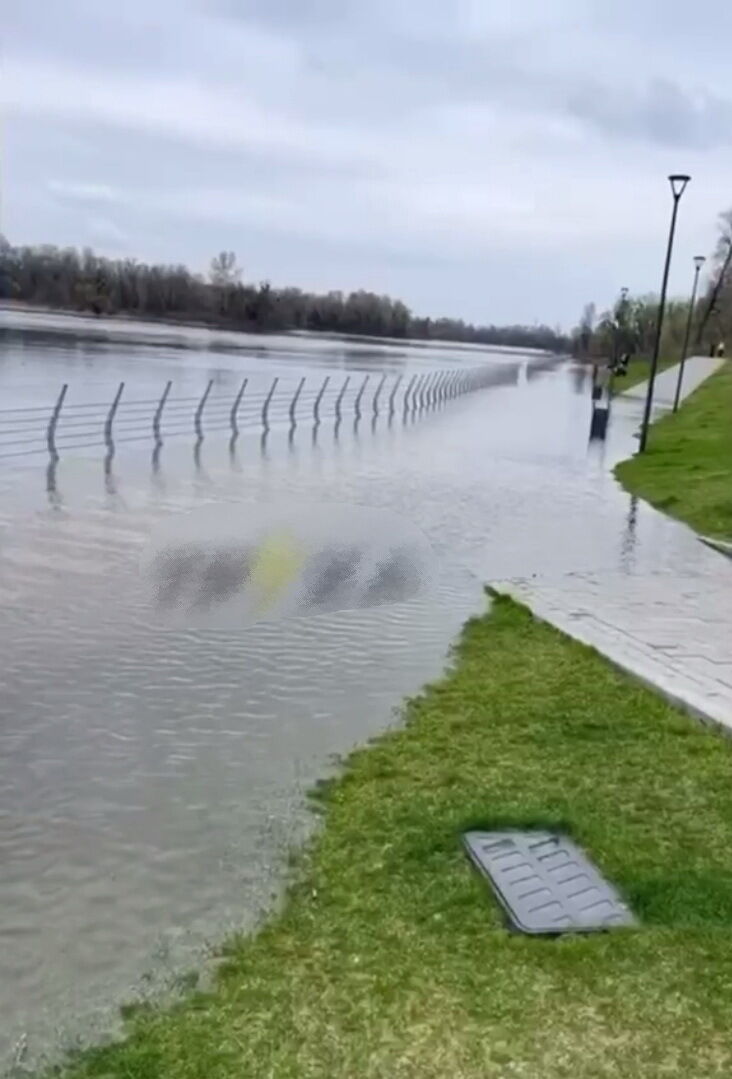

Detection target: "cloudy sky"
[4, 0, 732, 327]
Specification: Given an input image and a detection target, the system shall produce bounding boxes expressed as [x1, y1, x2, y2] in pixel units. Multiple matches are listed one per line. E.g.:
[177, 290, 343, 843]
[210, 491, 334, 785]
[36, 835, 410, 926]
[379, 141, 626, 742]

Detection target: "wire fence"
[0, 365, 503, 462]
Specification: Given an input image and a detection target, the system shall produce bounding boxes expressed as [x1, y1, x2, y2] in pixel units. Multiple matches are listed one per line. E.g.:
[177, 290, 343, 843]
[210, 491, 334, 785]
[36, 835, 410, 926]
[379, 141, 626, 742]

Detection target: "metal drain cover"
[463, 831, 636, 935]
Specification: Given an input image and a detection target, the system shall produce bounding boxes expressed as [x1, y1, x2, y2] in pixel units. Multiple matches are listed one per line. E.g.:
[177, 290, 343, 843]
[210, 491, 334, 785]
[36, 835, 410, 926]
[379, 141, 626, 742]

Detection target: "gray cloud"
[4, 0, 732, 326]
[568, 79, 732, 150]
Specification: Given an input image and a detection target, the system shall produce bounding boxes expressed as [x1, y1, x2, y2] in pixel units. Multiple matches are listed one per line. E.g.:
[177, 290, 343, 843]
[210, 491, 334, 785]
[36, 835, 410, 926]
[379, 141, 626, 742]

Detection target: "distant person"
[609, 353, 629, 377]
[716, 341, 726, 358]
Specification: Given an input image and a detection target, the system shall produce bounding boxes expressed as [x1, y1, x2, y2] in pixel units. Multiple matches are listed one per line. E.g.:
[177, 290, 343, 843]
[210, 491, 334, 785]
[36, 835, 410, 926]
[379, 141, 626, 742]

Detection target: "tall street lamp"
[638, 174, 690, 453]
[673, 255, 705, 412]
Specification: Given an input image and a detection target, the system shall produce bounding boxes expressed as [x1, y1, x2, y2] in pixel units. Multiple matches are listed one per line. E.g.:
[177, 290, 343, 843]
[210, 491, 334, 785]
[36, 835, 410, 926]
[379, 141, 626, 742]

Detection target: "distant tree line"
[0, 238, 571, 354]
[573, 206, 732, 362]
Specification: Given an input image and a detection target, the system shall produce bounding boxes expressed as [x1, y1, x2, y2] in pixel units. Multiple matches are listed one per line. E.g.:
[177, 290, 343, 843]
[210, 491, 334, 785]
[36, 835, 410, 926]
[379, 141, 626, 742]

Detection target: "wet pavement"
[497, 356, 732, 732]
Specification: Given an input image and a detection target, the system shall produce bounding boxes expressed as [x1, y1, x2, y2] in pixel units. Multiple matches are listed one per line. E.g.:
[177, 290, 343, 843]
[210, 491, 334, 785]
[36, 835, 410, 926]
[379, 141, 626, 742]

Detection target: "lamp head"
[668, 174, 690, 198]
[693, 255, 706, 271]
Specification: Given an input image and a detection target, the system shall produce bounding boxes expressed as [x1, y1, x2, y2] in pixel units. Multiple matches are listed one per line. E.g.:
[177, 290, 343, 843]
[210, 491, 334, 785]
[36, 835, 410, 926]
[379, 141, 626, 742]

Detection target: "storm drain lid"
[463, 831, 637, 935]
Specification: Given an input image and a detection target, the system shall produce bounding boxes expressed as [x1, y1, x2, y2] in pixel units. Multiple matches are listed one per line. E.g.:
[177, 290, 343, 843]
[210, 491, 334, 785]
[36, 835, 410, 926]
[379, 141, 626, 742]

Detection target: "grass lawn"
[56, 595, 732, 1079]
[612, 354, 676, 392]
[615, 362, 732, 540]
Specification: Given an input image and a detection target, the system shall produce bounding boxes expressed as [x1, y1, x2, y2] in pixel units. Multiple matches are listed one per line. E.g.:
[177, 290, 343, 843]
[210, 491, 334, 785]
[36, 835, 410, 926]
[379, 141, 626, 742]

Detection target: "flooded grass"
[54, 595, 732, 1079]
[615, 362, 732, 539]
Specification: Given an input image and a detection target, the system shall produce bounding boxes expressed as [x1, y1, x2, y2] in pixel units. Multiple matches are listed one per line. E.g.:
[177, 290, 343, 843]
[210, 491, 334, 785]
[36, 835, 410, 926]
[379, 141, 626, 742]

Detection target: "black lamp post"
[638, 174, 690, 453]
[614, 286, 629, 363]
[673, 255, 705, 412]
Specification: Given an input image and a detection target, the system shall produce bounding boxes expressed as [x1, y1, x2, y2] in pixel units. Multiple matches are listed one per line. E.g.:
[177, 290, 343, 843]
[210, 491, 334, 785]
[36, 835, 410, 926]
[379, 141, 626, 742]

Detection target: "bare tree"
[209, 251, 241, 287]
[696, 211, 732, 347]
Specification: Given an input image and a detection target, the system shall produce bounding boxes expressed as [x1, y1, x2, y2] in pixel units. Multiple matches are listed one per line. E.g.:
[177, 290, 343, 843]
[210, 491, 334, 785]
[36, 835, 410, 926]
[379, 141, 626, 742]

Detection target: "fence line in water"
[0, 364, 502, 461]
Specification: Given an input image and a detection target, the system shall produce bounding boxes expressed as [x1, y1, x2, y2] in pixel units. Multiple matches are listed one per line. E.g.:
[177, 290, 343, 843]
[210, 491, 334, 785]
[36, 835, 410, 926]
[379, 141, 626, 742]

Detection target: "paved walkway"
[495, 355, 732, 733]
[621, 353, 722, 407]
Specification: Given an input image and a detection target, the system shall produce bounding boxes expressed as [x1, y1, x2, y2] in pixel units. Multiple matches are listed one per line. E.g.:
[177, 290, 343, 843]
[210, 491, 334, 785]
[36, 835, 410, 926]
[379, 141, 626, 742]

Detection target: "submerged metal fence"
[0, 364, 501, 462]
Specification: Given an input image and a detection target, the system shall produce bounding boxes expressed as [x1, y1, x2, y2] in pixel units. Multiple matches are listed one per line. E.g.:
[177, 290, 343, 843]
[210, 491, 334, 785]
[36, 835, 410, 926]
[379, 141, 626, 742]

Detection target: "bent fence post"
[403, 374, 417, 413]
[104, 382, 125, 445]
[262, 376, 279, 429]
[313, 375, 330, 423]
[47, 383, 68, 459]
[432, 372, 441, 403]
[289, 376, 306, 425]
[335, 375, 350, 420]
[372, 373, 387, 415]
[388, 373, 403, 414]
[354, 374, 370, 419]
[153, 380, 172, 444]
[229, 377, 248, 436]
[411, 374, 424, 411]
[195, 379, 214, 439]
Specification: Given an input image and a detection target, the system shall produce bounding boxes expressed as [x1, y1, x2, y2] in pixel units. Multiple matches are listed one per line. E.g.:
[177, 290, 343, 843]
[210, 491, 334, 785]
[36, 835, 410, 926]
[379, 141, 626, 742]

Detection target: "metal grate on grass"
[463, 831, 637, 935]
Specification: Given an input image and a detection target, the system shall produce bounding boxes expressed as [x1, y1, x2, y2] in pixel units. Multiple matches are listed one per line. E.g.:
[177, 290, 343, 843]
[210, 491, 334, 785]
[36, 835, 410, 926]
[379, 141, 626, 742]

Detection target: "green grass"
[613, 354, 676, 392]
[615, 362, 732, 539]
[54, 595, 732, 1079]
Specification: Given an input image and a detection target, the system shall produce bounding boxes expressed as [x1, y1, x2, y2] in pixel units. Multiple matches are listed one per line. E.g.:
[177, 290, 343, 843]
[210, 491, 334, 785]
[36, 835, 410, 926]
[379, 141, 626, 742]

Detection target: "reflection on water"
[143, 503, 431, 628]
[0, 321, 707, 1069]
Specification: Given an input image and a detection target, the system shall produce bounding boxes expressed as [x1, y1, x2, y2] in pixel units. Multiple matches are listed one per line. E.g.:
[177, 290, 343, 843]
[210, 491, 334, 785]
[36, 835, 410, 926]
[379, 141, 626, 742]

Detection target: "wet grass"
[615, 362, 732, 539]
[51, 594, 732, 1078]
[613, 354, 676, 392]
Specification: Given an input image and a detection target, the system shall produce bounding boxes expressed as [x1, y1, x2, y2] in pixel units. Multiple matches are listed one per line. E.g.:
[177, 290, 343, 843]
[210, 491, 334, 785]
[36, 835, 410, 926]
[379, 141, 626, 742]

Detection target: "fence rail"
[0, 365, 501, 461]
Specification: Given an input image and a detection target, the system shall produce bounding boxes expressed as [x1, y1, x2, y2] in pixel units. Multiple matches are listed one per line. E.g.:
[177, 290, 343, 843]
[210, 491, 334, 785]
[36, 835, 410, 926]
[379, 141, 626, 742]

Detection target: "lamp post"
[673, 255, 705, 412]
[638, 174, 690, 453]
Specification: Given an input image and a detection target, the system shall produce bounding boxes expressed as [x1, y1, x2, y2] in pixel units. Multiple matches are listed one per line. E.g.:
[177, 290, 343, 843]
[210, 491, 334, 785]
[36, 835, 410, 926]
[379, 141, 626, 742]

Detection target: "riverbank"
[56, 595, 732, 1079]
[615, 361, 732, 540]
[0, 302, 557, 360]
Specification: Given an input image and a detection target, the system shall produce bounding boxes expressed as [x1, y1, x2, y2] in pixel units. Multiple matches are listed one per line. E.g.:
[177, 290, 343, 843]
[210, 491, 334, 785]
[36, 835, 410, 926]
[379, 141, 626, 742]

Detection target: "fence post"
[262, 376, 279, 429]
[46, 383, 68, 458]
[388, 373, 403, 414]
[354, 374, 370, 419]
[104, 382, 125, 445]
[411, 374, 423, 411]
[195, 379, 214, 439]
[372, 373, 387, 415]
[153, 380, 172, 444]
[229, 377, 248, 436]
[335, 375, 350, 420]
[313, 375, 330, 423]
[422, 372, 436, 407]
[402, 374, 416, 413]
[289, 376, 306, 425]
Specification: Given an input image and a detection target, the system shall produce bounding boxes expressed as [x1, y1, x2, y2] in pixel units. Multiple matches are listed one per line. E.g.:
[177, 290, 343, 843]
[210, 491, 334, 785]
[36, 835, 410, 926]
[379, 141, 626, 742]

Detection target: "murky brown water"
[0, 314, 702, 1070]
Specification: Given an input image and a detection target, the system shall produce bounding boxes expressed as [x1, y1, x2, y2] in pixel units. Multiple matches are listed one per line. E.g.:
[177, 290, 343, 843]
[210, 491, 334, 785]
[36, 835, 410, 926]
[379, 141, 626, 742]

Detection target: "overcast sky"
[4, 0, 732, 327]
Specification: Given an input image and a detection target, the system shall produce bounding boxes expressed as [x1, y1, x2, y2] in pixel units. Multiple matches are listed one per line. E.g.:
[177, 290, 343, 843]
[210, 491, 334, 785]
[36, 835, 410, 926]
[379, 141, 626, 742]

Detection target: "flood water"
[0, 311, 704, 1070]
